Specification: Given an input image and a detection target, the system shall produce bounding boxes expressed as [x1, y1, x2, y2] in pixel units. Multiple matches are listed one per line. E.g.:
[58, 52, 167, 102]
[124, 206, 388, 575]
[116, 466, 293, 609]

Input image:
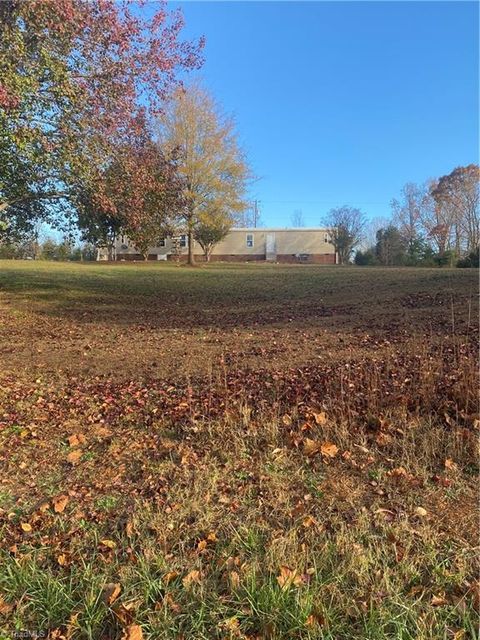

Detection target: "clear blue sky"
[168, 1, 478, 227]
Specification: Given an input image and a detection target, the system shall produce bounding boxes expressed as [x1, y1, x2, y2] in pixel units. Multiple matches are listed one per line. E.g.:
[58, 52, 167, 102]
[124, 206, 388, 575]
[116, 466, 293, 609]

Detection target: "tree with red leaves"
[77, 133, 184, 259]
[0, 0, 203, 238]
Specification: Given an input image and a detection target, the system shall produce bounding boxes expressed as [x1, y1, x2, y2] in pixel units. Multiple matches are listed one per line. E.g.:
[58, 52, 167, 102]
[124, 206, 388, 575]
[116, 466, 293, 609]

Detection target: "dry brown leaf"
[100, 539, 117, 549]
[414, 507, 428, 518]
[229, 570, 240, 588]
[53, 495, 69, 513]
[67, 449, 82, 464]
[320, 442, 338, 458]
[223, 617, 240, 632]
[182, 570, 201, 588]
[431, 594, 448, 606]
[444, 458, 457, 471]
[122, 624, 143, 640]
[197, 539, 208, 552]
[67, 434, 80, 447]
[282, 414, 292, 426]
[302, 515, 317, 528]
[65, 611, 80, 640]
[312, 411, 327, 426]
[388, 466, 410, 480]
[375, 432, 393, 446]
[164, 571, 179, 584]
[0, 596, 14, 615]
[113, 601, 137, 625]
[276, 565, 303, 589]
[206, 531, 218, 542]
[20, 522, 32, 533]
[103, 583, 122, 605]
[57, 554, 67, 566]
[303, 438, 321, 456]
[163, 593, 181, 613]
[305, 612, 324, 627]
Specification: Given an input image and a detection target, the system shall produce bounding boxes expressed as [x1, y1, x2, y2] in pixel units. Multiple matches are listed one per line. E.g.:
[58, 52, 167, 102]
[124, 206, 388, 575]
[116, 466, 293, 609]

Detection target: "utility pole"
[253, 200, 260, 228]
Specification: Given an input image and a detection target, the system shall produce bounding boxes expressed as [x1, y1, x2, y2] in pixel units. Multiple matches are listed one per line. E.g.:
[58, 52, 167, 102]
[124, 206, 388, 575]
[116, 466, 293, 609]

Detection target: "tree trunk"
[187, 227, 195, 266]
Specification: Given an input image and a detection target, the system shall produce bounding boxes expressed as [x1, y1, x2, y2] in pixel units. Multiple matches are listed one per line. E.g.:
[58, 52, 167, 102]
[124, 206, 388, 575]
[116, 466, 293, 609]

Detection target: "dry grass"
[0, 261, 478, 639]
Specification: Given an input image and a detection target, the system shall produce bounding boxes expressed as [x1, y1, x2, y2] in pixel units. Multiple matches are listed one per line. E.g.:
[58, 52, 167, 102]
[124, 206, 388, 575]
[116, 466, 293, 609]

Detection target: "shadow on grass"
[0, 262, 477, 332]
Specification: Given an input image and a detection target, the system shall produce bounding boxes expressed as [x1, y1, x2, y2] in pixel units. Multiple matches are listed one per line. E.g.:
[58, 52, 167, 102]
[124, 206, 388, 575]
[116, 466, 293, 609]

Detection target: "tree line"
[1, 1, 477, 268]
[323, 164, 479, 267]
[0, 235, 97, 262]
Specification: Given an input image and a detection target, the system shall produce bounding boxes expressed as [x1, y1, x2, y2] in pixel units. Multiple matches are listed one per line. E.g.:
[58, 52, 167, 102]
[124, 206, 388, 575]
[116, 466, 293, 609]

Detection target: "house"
[99, 228, 337, 264]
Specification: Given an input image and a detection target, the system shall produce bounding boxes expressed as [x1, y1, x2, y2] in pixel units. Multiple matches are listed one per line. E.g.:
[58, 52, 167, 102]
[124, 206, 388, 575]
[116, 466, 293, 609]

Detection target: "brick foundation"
[116, 253, 336, 264]
[276, 254, 336, 264]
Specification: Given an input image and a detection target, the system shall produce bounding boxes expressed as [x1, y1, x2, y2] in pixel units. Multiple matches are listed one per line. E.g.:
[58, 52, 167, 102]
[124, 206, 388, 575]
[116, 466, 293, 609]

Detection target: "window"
[324, 233, 330, 243]
[246, 233, 254, 248]
[179, 235, 187, 247]
[159, 238, 166, 247]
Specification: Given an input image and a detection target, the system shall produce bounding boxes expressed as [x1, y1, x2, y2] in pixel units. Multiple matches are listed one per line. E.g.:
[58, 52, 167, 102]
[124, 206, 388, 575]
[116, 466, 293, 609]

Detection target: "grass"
[0, 260, 478, 639]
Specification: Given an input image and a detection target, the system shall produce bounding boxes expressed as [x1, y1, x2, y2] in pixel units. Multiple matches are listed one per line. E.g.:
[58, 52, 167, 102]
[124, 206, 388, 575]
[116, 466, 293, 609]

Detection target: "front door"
[266, 233, 276, 261]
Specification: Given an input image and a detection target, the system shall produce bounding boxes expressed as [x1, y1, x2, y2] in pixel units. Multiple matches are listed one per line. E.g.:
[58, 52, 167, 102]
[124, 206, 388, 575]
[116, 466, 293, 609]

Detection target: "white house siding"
[100, 228, 336, 264]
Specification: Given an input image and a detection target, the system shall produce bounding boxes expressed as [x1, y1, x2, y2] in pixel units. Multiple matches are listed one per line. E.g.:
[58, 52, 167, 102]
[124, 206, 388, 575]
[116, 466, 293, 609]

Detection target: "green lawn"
[0, 261, 478, 639]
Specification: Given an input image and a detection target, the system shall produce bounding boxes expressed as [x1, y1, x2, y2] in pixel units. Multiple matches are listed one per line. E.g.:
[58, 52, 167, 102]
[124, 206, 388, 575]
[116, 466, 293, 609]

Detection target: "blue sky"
[167, 1, 478, 227]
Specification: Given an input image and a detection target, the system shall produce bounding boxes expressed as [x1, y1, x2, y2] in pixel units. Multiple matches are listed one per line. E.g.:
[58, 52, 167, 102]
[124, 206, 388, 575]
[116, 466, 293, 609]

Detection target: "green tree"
[193, 206, 234, 262]
[56, 237, 73, 261]
[40, 238, 58, 261]
[375, 226, 408, 266]
[354, 248, 377, 265]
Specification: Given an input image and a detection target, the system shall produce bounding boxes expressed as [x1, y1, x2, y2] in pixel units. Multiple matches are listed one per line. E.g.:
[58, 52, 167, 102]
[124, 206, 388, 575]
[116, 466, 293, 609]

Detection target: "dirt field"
[0, 261, 478, 639]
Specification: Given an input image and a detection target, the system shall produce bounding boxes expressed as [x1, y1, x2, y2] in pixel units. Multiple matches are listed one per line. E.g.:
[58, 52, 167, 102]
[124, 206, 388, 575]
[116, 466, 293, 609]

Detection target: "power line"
[259, 199, 390, 206]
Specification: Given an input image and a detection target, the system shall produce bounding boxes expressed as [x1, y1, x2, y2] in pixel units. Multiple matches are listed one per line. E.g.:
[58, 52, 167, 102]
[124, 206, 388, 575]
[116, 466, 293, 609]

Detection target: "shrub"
[354, 249, 377, 265]
[457, 247, 479, 268]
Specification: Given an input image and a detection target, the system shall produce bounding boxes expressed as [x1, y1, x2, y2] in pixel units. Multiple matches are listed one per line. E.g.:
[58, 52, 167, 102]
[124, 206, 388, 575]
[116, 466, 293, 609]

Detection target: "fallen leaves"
[444, 458, 458, 471]
[52, 494, 69, 513]
[320, 442, 339, 458]
[0, 596, 14, 616]
[312, 411, 327, 426]
[182, 570, 201, 588]
[276, 566, 308, 589]
[103, 583, 122, 605]
[20, 522, 32, 533]
[67, 449, 83, 465]
[100, 539, 117, 549]
[302, 515, 317, 528]
[229, 570, 240, 589]
[67, 433, 87, 447]
[196, 531, 217, 552]
[57, 553, 68, 566]
[303, 439, 338, 458]
[163, 571, 179, 585]
[122, 624, 143, 640]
